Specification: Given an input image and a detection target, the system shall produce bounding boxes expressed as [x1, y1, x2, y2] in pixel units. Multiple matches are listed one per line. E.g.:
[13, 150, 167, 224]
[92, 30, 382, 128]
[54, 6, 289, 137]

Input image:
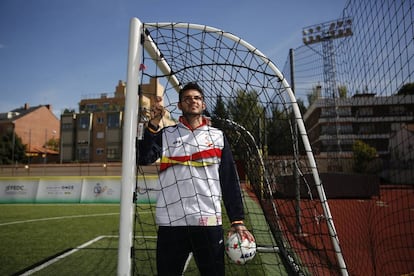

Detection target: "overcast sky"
[0, 0, 347, 117]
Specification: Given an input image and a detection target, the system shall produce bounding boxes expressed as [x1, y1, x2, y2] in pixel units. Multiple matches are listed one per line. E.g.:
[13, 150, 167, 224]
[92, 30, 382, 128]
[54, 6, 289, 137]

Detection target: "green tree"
[45, 137, 60, 152]
[209, 90, 307, 156]
[352, 140, 377, 173]
[227, 89, 265, 145]
[210, 94, 228, 128]
[338, 85, 347, 98]
[0, 131, 27, 165]
[397, 83, 414, 95]
[63, 108, 75, 114]
[296, 98, 307, 116]
[266, 105, 293, 155]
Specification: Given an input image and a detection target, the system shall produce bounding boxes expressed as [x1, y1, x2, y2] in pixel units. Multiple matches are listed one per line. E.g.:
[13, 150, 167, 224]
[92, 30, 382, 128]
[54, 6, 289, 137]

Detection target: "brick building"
[61, 78, 172, 163]
[0, 103, 60, 163]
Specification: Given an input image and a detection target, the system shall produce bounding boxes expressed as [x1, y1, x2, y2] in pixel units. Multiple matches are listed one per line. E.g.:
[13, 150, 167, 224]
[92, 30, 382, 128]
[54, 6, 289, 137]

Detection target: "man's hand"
[149, 96, 165, 127]
[228, 223, 255, 242]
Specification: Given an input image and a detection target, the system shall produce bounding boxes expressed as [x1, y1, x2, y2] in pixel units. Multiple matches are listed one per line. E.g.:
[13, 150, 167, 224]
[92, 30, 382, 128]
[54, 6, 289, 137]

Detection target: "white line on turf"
[19, 235, 111, 275]
[0, 211, 154, 227]
[0, 213, 119, 227]
[19, 235, 157, 275]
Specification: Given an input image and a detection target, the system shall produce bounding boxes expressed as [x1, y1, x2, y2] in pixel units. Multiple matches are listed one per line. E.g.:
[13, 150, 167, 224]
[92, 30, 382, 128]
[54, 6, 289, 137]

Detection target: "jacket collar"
[179, 116, 209, 130]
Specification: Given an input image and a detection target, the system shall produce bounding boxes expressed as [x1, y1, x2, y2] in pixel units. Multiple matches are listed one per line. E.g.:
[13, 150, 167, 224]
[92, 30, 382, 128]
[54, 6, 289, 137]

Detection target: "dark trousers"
[156, 225, 225, 276]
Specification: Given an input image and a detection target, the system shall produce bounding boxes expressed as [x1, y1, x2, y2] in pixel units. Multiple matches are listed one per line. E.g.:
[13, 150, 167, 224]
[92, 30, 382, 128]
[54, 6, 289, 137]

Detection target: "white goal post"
[117, 18, 142, 276]
[118, 17, 348, 276]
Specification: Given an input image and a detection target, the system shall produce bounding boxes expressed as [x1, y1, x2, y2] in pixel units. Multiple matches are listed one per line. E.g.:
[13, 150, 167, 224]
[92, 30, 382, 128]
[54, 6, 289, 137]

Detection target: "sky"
[0, 0, 347, 118]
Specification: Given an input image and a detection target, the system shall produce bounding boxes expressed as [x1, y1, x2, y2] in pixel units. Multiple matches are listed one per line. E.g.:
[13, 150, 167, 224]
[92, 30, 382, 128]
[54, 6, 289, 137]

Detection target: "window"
[339, 124, 353, 134]
[97, 117, 104, 124]
[78, 116, 90, 129]
[321, 107, 336, 117]
[357, 107, 373, 117]
[359, 124, 375, 134]
[389, 106, 405, 115]
[96, 132, 104, 139]
[62, 123, 72, 129]
[321, 125, 337, 135]
[85, 104, 97, 111]
[107, 147, 120, 160]
[77, 147, 89, 161]
[96, 148, 104, 155]
[107, 113, 120, 128]
[337, 107, 351, 116]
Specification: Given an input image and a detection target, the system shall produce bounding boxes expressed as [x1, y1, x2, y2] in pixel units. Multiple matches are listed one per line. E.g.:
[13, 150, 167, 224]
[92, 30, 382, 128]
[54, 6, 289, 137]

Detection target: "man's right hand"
[149, 96, 165, 126]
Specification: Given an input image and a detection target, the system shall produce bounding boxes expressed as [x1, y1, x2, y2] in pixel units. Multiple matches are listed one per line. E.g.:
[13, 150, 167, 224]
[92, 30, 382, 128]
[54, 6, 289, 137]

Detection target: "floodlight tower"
[302, 18, 353, 171]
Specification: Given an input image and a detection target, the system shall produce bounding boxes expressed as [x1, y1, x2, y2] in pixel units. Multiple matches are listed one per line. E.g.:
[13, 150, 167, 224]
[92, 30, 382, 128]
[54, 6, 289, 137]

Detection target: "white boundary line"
[19, 235, 158, 275]
[20, 235, 114, 275]
[0, 213, 119, 227]
[0, 211, 154, 227]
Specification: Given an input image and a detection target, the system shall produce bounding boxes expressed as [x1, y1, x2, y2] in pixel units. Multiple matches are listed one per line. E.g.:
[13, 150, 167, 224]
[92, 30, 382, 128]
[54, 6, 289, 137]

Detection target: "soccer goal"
[118, 18, 348, 275]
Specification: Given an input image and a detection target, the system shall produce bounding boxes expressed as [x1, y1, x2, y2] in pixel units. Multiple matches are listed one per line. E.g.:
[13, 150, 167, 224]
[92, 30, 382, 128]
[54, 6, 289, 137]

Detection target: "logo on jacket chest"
[172, 139, 182, 146]
[204, 134, 214, 147]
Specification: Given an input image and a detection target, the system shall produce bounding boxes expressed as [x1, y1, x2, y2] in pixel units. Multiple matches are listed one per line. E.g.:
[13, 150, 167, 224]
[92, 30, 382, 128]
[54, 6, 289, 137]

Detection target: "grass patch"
[0, 204, 120, 275]
[0, 201, 287, 275]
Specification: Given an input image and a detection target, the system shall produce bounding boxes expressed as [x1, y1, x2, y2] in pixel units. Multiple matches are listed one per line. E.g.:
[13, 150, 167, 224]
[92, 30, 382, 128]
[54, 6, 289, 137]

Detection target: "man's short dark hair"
[179, 82, 204, 102]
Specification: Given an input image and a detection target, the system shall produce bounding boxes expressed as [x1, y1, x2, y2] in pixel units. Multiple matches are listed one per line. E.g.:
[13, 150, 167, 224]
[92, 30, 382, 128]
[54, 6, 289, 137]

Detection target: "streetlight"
[302, 18, 353, 46]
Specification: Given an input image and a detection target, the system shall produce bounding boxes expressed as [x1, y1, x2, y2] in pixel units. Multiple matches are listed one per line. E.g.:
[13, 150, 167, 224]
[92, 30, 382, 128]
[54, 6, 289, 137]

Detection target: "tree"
[209, 89, 308, 156]
[352, 140, 377, 173]
[296, 98, 307, 116]
[63, 108, 75, 114]
[0, 131, 27, 165]
[266, 105, 293, 155]
[397, 83, 414, 95]
[210, 94, 228, 128]
[338, 85, 347, 98]
[45, 137, 60, 152]
[227, 89, 265, 145]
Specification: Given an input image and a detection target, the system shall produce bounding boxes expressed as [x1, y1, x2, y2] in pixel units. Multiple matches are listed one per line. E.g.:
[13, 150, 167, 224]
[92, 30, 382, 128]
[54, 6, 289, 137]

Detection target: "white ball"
[225, 232, 256, 264]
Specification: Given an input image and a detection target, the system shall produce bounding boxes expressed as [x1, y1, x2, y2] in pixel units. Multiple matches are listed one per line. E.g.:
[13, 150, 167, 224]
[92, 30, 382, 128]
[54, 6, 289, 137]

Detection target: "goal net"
[118, 18, 348, 275]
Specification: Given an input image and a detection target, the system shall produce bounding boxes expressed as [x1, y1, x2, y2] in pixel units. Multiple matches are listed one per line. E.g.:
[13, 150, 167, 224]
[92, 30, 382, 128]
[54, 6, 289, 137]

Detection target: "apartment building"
[60, 78, 171, 163]
[303, 93, 414, 157]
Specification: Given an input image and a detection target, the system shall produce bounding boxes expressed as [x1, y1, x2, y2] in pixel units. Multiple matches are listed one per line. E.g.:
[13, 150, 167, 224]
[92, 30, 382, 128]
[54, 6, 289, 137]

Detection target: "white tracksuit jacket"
[138, 117, 245, 227]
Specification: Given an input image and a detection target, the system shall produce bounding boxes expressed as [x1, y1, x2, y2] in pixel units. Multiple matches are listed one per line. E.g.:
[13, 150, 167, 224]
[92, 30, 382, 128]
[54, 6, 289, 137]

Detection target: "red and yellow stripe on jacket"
[160, 147, 222, 171]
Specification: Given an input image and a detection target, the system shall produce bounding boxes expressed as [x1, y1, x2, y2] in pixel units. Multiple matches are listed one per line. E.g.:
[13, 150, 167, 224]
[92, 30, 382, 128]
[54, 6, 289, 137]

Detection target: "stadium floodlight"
[302, 17, 352, 45]
[301, 17, 353, 171]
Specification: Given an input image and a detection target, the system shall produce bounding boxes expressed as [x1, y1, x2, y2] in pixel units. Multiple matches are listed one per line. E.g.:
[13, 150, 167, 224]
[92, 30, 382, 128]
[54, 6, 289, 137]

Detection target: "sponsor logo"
[93, 183, 114, 197]
[94, 183, 107, 196]
[61, 185, 74, 190]
[239, 251, 255, 259]
[4, 185, 27, 195]
[5, 185, 24, 191]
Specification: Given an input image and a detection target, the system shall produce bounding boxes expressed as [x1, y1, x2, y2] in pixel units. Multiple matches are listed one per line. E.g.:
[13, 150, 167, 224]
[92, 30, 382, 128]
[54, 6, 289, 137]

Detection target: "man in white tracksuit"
[138, 82, 255, 275]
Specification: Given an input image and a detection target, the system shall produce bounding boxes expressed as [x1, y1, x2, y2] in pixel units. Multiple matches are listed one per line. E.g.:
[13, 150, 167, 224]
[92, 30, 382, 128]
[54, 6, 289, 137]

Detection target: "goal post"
[117, 17, 142, 276]
[119, 17, 349, 276]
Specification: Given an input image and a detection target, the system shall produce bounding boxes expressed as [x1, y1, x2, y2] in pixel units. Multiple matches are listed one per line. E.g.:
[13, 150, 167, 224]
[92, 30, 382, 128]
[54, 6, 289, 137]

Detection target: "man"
[138, 82, 254, 275]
